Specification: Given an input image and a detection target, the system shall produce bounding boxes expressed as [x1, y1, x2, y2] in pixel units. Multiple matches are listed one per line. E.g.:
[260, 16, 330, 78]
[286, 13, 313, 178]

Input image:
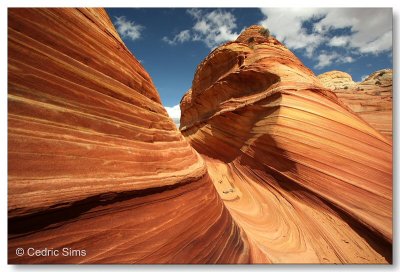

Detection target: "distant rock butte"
[181, 25, 392, 263]
[317, 70, 356, 90]
[318, 69, 392, 139]
[8, 12, 392, 265]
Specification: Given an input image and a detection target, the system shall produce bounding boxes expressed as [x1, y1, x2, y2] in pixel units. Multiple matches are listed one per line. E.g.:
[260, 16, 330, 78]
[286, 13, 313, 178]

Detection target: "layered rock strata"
[317, 70, 356, 90]
[318, 69, 392, 139]
[8, 10, 393, 264]
[8, 8, 258, 264]
[181, 25, 392, 263]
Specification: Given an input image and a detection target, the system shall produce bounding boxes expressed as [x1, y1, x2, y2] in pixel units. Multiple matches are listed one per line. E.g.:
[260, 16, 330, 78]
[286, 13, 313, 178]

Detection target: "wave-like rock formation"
[181, 25, 392, 263]
[8, 9, 392, 264]
[8, 8, 260, 264]
[318, 69, 392, 139]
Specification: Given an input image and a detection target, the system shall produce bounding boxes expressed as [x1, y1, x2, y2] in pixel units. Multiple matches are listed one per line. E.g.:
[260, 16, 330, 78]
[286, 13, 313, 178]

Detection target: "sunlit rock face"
[317, 70, 356, 90]
[8, 9, 392, 264]
[8, 8, 258, 264]
[319, 69, 393, 140]
[181, 25, 392, 263]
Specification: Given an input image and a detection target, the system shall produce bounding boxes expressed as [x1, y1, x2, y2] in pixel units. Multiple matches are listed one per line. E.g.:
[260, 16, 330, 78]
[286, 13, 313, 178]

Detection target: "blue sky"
[106, 8, 392, 123]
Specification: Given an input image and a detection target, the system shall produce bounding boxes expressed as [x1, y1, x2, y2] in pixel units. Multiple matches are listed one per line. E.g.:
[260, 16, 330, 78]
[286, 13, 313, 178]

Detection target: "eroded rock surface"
[8, 8, 258, 264]
[317, 70, 356, 90]
[318, 69, 392, 139]
[181, 25, 392, 263]
[8, 10, 392, 264]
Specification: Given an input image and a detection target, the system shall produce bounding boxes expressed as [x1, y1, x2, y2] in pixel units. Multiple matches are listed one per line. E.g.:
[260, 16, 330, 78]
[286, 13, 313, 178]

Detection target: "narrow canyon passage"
[8, 8, 392, 264]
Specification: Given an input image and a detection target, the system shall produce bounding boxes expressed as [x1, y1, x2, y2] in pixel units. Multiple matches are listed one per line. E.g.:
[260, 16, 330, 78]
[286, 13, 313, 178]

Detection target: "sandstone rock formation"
[8, 10, 392, 264]
[181, 25, 392, 263]
[318, 69, 392, 139]
[317, 70, 356, 90]
[8, 8, 259, 264]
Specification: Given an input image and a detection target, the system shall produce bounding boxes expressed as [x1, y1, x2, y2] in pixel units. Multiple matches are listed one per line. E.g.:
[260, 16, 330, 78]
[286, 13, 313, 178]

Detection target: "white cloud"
[187, 8, 202, 20]
[358, 31, 392, 54]
[162, 9, 240, 49]
[259, 8, 392, 68]
[165, 104, 181, 127]
[196, 9, 239, 48]
[329, 36, 350, 47]
[315, 52, 338, 69]
[162, 30, 191, 45]
[361, 74, 368, 81]
[193, 20, 210, 34]
[259, 8, 326, 55]
[341, 56, 354, 63]
[114, 16, 144, 41]
[315, 52, 354, 69]
[314, 9, 392, 54]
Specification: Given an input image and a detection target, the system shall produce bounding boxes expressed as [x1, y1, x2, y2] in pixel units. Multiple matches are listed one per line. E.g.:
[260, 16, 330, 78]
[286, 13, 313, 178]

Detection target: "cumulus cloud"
[162, 9, 240, 49]
[114, 16, 144, 41]
[259, 8, 392, 68]
[315, 52, 354, 69]
[165, 104, 181, 127]
[259, 8, 326, 56]
[361, 74, 368, 81]
[314, 9, 392, 54]
[341, 56, 354, 63]
[315, 52, 338, 69]
[329, 36, 350, 47]
[358, 31, 392, 54]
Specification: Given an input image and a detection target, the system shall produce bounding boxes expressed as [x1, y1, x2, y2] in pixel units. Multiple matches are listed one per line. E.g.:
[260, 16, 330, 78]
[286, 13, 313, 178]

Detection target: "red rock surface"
[8, 8, 259, 264]
[181, 25, 392, 263]
[318, 69, 393, 139]
[8, 10, 392, 264]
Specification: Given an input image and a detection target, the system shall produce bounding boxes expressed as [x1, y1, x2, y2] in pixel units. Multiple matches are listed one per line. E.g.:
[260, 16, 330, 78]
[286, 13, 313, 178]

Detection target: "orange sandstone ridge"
[8, 10, 392, 265]
[181, 25, 392, 263]
[318, 69, 393, 139]
[8, 8, 257, 264]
